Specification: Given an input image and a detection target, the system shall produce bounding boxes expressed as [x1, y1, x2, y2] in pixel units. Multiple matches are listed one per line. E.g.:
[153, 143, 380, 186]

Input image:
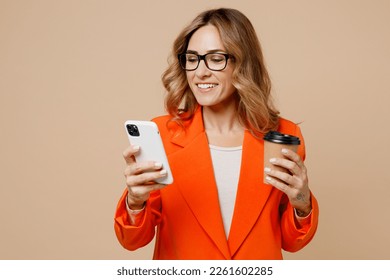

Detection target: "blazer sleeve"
[279, 124, 319, 252]
[280, 193, 319, 252]
[114, 189, 162, 251]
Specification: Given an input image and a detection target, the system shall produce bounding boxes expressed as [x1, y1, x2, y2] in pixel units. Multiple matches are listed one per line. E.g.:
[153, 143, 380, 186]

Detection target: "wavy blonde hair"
[162, 8, 279, 135]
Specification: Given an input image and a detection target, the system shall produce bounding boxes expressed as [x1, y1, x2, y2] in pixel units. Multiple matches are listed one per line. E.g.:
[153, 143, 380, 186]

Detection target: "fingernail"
[265, 176, 272, 182]
[155, 162, 163, 168]
[160, 169, 167, 175]
[264, 167, 271, 173]
[133, 145, 140, 151]
[282, 148, 289, 154]
[270, 158, 277, 163]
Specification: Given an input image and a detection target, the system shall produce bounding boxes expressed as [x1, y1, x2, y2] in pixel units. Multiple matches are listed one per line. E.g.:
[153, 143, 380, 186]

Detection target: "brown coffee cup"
[263, 131, 300, 184]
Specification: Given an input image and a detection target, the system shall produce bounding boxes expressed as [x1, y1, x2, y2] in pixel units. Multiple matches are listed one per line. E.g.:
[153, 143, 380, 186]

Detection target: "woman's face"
[186, 25, 236, 109]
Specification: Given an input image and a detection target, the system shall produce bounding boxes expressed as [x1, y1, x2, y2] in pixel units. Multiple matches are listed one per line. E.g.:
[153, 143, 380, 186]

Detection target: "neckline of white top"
[209, 145, 243, 151]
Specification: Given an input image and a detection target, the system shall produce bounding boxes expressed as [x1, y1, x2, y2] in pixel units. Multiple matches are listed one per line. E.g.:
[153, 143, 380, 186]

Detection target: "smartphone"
[124, 120, 173, 185]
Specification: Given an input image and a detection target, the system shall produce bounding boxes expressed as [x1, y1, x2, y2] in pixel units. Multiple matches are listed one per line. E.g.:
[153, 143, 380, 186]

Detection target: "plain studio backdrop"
[1, 0, 389, 259]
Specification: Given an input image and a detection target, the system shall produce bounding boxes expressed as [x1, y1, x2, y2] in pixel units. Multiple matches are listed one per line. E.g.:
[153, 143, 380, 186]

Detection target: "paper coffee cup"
[263, 131, 300, 184]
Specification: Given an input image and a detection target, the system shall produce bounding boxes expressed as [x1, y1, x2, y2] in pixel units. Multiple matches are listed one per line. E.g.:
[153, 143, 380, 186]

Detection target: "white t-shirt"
[209, 144, 243, 238]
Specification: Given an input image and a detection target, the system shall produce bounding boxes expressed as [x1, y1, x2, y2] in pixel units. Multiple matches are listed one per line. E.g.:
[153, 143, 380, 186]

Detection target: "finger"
[281, 149, 305, 169]
[124, 161, 163, 176]
[126, 169, 168, 186]
[265, 175, 293, 196]
[129, 183, 166, 198]
[123, 145, 140, 164]
[269, 157, 301, 176]
[264, 167, 296, 186]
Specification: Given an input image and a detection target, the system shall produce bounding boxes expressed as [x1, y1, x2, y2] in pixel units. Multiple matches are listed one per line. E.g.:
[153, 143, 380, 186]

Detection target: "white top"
[209, 144, 243, 238]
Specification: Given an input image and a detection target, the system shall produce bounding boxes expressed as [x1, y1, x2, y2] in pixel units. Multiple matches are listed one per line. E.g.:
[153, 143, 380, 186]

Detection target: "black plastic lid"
[263, 131, 300, 145]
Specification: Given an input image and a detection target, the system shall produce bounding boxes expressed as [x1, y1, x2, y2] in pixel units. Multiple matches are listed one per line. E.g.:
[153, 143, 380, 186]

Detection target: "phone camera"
[126, 124, 140, 136]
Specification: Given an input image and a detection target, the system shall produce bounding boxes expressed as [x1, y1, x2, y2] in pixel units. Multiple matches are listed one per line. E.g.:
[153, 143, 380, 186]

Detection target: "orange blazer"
[114, 108, 319, 259]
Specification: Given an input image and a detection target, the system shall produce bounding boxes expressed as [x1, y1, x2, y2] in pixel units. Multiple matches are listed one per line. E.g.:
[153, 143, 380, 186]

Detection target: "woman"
[115, 8, 319, 260]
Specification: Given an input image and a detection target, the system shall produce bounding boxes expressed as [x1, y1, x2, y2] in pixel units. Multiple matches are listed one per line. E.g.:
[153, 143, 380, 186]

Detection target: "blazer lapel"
[227, 130, 274, 256]
[168, 108, 231, 259]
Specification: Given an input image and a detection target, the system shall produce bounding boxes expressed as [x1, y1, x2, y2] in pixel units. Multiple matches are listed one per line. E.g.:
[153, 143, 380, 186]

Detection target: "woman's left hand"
[264, 148, 312, 216]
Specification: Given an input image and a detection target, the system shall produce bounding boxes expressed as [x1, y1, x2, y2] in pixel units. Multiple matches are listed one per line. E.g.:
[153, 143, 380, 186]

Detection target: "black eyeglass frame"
[177, 52, 232, 71]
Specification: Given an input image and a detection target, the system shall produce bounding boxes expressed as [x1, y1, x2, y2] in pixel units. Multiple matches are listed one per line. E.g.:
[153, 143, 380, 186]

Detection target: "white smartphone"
[124, 120, 173, 185]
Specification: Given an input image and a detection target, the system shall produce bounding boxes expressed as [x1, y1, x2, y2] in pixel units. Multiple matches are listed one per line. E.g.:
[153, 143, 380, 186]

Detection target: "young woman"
[115, 8, 319, 259]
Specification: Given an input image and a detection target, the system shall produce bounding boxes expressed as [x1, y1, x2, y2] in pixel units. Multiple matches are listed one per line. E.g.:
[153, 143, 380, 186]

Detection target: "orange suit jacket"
[115, 107, 319, 259]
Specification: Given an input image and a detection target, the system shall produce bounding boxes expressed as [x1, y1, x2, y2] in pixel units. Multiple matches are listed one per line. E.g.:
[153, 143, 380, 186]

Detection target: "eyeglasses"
[178, 52, 232, 71]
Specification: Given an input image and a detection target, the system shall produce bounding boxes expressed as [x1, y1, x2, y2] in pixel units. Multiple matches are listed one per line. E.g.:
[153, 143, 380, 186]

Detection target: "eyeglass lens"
[180, 53, 228, 71]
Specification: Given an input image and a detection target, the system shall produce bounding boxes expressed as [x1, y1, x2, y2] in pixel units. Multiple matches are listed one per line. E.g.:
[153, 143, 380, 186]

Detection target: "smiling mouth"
[197, 83, 218, 89]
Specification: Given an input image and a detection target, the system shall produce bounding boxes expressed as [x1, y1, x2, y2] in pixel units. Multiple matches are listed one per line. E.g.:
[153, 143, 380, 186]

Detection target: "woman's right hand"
[123, 145, 168, 210]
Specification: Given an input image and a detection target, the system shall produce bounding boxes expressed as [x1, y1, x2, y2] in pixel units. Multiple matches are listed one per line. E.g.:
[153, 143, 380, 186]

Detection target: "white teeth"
[197, 84, 217, 89]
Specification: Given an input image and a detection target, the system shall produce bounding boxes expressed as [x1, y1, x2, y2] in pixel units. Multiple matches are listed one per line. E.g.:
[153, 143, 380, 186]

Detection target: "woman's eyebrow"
[185, 50, 198, 54]
[185, 49, 227, 54]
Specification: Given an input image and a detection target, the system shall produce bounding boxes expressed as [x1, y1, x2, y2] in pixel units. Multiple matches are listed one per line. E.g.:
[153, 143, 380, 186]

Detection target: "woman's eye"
[209, 56, 224, 63]
[187, 58, 198, 63]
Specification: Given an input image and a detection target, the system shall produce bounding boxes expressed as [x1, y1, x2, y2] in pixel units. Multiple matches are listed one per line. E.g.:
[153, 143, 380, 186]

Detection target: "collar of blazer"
[156, 107, 274, 258]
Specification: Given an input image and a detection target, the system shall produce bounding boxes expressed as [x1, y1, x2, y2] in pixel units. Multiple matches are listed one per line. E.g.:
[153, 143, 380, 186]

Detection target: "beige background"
[1, 0, 389, 260]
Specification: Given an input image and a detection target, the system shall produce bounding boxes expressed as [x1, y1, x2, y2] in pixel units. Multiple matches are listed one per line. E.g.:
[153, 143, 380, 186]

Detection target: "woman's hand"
[264, 148, 312, 216]
[123, 145, 168, 210]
